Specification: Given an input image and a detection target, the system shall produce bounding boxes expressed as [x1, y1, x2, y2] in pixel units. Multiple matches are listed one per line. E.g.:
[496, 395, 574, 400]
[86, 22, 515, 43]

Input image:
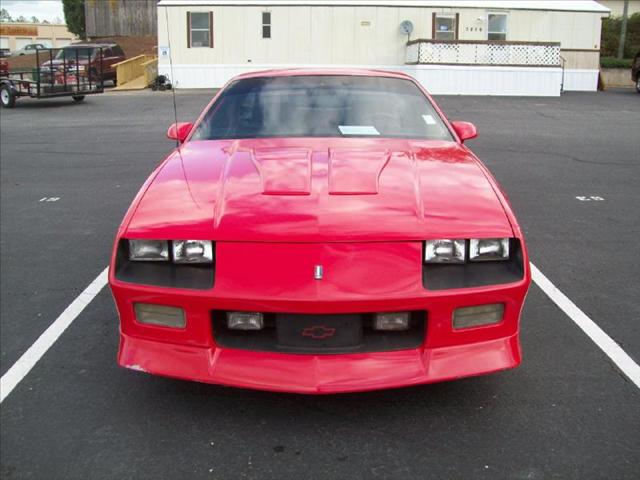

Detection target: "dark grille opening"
[212, 311, 426, 354]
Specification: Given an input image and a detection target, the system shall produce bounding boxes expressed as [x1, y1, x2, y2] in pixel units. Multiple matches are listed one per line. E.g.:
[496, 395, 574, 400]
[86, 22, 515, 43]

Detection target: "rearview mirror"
[167, 122, 193, 143]
[451, 121, 478, 143]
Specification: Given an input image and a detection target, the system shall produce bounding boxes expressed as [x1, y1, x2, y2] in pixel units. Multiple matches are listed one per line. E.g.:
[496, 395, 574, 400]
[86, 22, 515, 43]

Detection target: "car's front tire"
[0, 85, 16, 108]
[72, 95, 85, 102]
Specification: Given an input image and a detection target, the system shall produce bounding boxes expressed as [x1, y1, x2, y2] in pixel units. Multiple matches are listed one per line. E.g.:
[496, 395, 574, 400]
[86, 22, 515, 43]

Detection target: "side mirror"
[167, 122, 193, 143]
[451, 121, 478, 143]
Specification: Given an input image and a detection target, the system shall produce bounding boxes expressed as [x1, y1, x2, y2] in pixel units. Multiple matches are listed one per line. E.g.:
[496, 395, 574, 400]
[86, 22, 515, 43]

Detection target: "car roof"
[232, 68, 414, 81]
[65, 43, 118, 48]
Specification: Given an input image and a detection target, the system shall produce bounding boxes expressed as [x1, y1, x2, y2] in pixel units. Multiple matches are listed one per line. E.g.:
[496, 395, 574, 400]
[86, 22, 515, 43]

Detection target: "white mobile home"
[157, 0, 610, 96]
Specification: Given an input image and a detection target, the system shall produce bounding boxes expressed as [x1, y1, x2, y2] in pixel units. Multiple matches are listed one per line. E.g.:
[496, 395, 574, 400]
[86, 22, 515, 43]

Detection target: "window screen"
[189, 12, 211, 48]
[262, 12, 271, 39]
[435, 15, 456, 40]
[488, 13, 507, 41]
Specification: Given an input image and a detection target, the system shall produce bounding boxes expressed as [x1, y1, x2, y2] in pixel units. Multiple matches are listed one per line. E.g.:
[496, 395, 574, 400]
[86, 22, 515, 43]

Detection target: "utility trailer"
[0, 47, 105, 108]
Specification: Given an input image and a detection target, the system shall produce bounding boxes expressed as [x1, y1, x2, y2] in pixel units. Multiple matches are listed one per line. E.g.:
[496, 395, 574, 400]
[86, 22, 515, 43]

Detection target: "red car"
[109, 69, 531, 393]
[39, 43, 126, 83]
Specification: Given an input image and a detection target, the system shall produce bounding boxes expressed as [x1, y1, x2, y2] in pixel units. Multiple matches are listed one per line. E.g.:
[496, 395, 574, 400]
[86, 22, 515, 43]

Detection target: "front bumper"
[110, 241, 529, 393]
[119, 333, 520, 393]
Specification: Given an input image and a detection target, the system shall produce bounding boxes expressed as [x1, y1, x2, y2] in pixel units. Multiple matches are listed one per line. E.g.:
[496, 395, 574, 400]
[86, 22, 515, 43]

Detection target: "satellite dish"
[400, 20, 414, 36]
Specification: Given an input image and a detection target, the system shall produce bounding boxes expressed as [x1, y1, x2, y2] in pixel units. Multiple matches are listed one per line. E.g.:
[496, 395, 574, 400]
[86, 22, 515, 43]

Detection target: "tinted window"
[111, 45, 125, 56]
[56, 48, 95, 60]
[192, 76, 453, 141]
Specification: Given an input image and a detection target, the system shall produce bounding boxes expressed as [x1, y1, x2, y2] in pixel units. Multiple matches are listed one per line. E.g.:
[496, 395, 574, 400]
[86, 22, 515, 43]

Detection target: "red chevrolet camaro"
[109, 69, 531, 393]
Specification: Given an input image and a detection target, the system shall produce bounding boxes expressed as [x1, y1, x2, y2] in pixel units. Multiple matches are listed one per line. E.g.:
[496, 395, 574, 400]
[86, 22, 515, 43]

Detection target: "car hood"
[125, 138, 514, 242]
[40, 58, 88, 68]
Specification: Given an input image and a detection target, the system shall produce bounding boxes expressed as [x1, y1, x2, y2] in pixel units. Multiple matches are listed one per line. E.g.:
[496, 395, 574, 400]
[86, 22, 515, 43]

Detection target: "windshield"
[55, 48, 96, 60]
[191, 75, 453, 141]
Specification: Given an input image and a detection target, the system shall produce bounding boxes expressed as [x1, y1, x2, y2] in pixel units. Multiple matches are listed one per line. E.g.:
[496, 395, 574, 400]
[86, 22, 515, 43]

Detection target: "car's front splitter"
[118, 332, 520, 394]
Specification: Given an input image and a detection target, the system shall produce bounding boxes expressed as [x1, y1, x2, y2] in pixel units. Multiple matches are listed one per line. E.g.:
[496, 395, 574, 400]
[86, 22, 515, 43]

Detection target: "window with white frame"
[262, 11, 271, 39]
[434, 14, 456, 40]
[487, 13, 507, 41]
[188, 12, 212, 48]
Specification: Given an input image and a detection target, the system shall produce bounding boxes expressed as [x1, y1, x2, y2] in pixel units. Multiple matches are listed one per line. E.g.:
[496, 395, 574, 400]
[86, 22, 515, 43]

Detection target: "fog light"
[134, 303, 185, 328]
[227, 312, 264, 330]
[374, 312, 410, 331]
[453, 304, 504, 330]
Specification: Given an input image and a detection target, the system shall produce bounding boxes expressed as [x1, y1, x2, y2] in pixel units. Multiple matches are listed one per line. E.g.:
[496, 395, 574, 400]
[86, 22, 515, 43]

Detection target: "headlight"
[424, 239, 466, 263]
[172, 240, 213, 264]
[469, 238, 509, 262]
[129, 240, 169, 261]
[424, 238, 511, 263]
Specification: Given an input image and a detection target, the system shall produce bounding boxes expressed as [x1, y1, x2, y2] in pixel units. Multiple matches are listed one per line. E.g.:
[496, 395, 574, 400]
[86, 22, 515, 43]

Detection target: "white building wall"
[158, 4, 606, 94]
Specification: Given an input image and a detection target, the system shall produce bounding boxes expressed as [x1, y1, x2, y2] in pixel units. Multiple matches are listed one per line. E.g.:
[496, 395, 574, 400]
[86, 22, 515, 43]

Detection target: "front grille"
[212, 311, 426, 354]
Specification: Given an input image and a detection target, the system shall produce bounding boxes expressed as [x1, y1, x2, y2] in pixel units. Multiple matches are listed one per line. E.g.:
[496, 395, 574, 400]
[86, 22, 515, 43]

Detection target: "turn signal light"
[134, 303, 186, 328]
[453, 304, 504, 330]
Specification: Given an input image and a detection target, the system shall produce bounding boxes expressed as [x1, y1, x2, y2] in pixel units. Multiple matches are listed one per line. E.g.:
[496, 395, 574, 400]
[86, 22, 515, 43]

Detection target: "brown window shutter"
[455, 13, 459, 39]
[431, 12, 436, 38]
[187, 11, 191, 48]
[209, 11, 214, 48]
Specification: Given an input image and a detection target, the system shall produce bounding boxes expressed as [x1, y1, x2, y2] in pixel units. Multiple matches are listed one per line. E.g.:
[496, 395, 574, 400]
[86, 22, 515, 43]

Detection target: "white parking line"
[531, 262, 640, 389]
[0, 268, 109, 404]
[1, 263, 638, 403]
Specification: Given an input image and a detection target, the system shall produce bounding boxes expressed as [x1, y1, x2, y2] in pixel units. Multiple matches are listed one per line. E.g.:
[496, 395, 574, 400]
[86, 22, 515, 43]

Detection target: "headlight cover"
[424, 238, 511, 263]
[424, 239, 466, 263]
[469, 238, 510, 262]
[128, 240, 169, 261]
[172, 240, 214, 264]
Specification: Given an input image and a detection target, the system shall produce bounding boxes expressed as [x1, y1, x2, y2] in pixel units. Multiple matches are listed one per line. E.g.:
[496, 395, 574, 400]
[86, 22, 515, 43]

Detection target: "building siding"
[159, 5, 604, 68]
[157, 3, 606, 94]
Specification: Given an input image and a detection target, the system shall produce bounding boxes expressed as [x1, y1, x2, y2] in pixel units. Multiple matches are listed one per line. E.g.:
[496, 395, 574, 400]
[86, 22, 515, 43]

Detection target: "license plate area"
[212, 311, 426, 354]
[276, 314, 363, 352]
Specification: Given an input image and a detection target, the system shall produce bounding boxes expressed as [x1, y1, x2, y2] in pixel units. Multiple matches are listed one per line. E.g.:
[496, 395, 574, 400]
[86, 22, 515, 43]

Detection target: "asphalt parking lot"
[1, 88, 639, 479]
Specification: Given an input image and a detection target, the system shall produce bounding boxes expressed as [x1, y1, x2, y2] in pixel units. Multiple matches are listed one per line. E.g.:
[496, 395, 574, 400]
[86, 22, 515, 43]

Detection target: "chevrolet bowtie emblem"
[302, 325, 335, 339]
[314, 265, 323, 280]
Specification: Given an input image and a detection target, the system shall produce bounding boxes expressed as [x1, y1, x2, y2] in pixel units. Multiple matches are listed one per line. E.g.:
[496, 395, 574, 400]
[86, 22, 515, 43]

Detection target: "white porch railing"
[406, 40, 561, 67]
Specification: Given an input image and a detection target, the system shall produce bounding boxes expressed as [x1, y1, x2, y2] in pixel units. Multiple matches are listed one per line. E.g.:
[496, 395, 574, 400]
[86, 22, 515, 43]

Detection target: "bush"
[601, 12, 640, 58]
[600, 56, 633, 68]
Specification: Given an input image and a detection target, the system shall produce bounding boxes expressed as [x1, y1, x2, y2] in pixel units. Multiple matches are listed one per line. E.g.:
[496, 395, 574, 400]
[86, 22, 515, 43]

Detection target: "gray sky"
[1, 0, 65, 23]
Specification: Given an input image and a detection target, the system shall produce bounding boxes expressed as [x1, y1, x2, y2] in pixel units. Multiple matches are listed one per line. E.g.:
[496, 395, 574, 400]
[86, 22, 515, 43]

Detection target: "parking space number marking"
[576, 196, 604, 201]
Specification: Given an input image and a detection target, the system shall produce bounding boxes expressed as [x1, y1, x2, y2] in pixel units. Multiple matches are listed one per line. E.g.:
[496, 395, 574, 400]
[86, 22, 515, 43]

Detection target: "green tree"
[62, 0, 86, 39]
[0, 8, 12, 22]
[601, 12, 640, 58]
[15, 15, 27, 23]
[30, 16, 39, 23]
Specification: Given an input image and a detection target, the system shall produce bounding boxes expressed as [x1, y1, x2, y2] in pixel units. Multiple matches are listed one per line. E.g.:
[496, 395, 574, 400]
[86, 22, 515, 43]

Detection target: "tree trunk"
[617, 0, 629, 59]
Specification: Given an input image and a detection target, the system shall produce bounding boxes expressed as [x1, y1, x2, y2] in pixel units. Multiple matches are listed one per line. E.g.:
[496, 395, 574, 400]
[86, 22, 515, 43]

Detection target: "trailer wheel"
[72, 95, 85, 102]
[1, 85, 16, 108]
